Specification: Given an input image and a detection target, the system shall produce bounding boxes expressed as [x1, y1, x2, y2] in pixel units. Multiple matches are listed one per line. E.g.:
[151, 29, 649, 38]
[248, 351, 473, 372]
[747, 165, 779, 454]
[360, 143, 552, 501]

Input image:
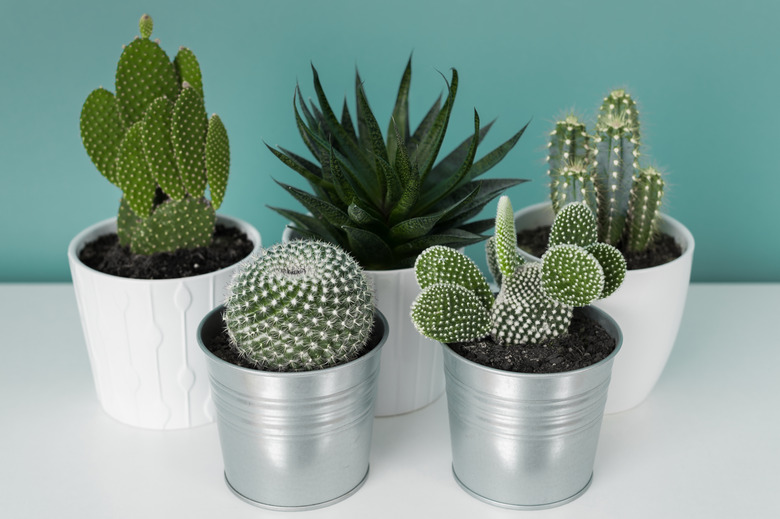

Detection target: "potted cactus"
[514, 89, 694, 413]
[410, 196, 624, 509]
[68, 14, 261, 429]
[197, 240, 389, 510]
[273, 58, 528, 415]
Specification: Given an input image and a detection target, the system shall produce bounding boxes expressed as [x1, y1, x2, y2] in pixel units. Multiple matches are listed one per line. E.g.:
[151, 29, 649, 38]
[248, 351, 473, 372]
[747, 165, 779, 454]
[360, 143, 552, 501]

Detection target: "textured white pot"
[513, 202, 694, 414]
[282, 226, 445, 417]
[68, 215, 261, 429]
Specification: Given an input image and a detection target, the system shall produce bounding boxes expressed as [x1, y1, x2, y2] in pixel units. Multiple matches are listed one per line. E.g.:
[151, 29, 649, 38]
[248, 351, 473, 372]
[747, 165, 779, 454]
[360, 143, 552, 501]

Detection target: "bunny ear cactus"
[269, 58, 529, 270]
[79, 14, 230, 255]
[224, 241, 375, 371]
[411, 199, 626, 347]
[547, 89, 665, 253]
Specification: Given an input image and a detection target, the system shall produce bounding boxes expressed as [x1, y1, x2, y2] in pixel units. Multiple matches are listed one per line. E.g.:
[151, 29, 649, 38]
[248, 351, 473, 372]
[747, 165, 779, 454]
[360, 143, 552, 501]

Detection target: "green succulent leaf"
[541, 244, 604, 306]
[348, 201, 383, 228]
[386, 56, 412, 164]
[268, 206, 341, 243]
[393, 229, 485, 258]
[115, 121, 156, 218]
[174, 47, 204, 100]
[171, 86, 208, 198]
[342, 226, 394, 268]
[424, 119, 494, 190]
[141, 96, 185, 201]
[415, 69, 458, 182]
[411, 283, 491, 343]
[80, 88, 126, 187]
[586, 242, 627, 298]
[274, 180, 351, 227]
[468, 120, 530, 181]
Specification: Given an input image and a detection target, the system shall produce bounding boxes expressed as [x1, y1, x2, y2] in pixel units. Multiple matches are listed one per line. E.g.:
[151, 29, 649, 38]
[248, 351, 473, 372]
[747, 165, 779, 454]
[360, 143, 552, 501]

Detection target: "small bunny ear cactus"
[547, 89, 665, 253]
[411, 199, 627, 348]
[224, 241, 375, 371]
[80, 14, 230, 255]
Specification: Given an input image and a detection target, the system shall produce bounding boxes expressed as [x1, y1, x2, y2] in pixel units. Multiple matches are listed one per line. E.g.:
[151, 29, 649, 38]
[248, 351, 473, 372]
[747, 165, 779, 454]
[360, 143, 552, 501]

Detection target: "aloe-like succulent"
[224, 240, 375, 371]
[80, 14, 229, 255]
[546, 90, 665, 252]
[411, 197, 626, 346]
[268, 58, 529, 270]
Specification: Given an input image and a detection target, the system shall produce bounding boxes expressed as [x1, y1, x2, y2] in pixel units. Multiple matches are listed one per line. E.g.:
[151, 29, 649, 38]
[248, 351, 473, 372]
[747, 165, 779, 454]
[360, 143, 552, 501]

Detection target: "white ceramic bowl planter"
[282, 225, 445, 416]
[68, 216, 261, 429]
[513, 202, 694, 413]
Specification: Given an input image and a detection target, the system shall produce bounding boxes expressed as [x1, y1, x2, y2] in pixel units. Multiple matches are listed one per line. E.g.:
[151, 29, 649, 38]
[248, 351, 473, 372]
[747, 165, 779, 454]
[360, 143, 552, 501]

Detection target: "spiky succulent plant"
[547, 90, 664, 252]
[411, 197, 626, 346]
[80, 14, 229, 255]
[268, 58, 528, 270]
[224, 240, 375, 371]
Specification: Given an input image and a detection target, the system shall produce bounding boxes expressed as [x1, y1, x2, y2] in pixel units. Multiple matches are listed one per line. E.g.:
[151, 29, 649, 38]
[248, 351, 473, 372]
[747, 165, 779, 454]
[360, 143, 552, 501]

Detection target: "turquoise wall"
[1, 0, 778, 282]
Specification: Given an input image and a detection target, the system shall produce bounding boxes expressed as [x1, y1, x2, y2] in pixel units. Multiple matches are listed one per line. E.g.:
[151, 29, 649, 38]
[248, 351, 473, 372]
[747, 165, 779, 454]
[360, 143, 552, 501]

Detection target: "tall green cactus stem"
[224, 241, 375, 371]
[548, 115, 596, 213]
[80, 14, 230, 255]
[592, 110, 639, 245]
[597, 89, 640, 143]
[627, 166, 664, 252]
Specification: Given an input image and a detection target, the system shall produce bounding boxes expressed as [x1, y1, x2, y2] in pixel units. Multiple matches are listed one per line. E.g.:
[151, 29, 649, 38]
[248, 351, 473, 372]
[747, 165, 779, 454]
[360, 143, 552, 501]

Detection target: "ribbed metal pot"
[197, 306, 387, 511]
[443, 306, 622, 510]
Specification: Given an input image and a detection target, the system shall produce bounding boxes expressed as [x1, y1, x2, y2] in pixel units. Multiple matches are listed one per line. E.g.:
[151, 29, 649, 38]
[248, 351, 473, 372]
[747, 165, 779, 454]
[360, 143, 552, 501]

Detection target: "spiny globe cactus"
[411, 198, 626, 346]
[80, 14, 229, 255]
[268, 57, 529, 270]
[546, 90, 665, 253]
[224, 241, 375, 371]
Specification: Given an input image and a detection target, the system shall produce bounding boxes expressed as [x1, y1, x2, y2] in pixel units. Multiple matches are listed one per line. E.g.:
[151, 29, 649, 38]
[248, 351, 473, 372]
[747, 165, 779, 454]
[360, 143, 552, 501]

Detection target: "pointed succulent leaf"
[409, 93, 442, 150]
[115, 38, 178, 127]
[467, 121, 529, 180]
[435, 178, 528, 229]
[341, 98, 357, 141]
[275, 180, 351, 227]
[586, 242, 626, 299]
[459, 218, 494, 235]
[425, 119, 493, 189]
[388, 165, 420, 225]
[415, 69, 458, 181]
[266, 144, 328, 189]
[171, 85, 208, 198]
[541, 244, 604, 306]
[549, 201, 598, 248]
[411, 283, 491, 343]
[174, 47, 204, 100]
[268, 206, 341, 243]
[80, 88, 126, 186]
[393, 229, 485, 258]
[205, 114, 229, 209]
[132, 198, 215, 254]
[342, 226, 394, 269]
[142, 96, 185, 201]
[389, 210, 447, 242]
[325, 148, 358, 206]
[355, 78, 389, 167]
[391, 122, 414, 186]
[115, 121, 156, 218]
[348, 201, 383, 227]
[386, 56, 412, 162]
[377, 155, 402, 210]
[414, 246, 493, 311]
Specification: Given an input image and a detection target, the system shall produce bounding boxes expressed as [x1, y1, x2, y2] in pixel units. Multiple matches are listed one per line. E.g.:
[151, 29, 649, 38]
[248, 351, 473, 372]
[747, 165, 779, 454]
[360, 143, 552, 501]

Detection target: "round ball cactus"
[224, 241, 375, 371]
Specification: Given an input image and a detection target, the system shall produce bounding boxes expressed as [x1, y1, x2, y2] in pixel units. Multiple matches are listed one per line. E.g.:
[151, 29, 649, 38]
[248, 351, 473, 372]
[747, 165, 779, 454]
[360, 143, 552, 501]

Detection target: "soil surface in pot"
[449, 309, 615, 374]
[202, 313, 385, 372]
[79, 225, 254, 280]
[516, 226, 682, 270]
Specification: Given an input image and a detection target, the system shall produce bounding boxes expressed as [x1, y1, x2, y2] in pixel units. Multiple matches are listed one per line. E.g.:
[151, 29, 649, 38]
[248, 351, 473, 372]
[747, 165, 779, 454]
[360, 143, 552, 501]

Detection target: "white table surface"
[1, 283, 778, 518]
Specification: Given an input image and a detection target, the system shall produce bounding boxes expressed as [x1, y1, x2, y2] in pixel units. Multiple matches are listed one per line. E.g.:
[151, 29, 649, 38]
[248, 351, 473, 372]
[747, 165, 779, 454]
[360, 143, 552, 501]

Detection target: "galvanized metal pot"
[197, 306, 388, 510]
[443, 306, 622, 510]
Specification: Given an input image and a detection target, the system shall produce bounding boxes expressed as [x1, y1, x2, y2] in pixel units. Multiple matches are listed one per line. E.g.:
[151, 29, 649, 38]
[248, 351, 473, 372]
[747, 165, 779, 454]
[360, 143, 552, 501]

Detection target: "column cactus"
[411, 197, 626, 347]
[547, 89, 665, 253]
[80, 14, 229, 255]
[223, 241, 375, 371]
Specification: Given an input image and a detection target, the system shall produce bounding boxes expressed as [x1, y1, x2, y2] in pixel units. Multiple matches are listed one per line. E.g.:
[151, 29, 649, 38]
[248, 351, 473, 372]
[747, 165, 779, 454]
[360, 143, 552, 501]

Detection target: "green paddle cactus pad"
[541, 244, 605, 306]
[411, 283, 491, 343]
[414, 245, 493, 311]
[586, 242, 627, 298]
[174, 47, 204, 100]
[115, 38, 178, 127]
[131, 197, 215, 255]
[172, 86, 208, 198]
[549, 201, 598, 248]
[80, 88, 126, 187]
[205, 114, 229, 210]
[115, 121, 156, 218]
[142, 97, 185, 201]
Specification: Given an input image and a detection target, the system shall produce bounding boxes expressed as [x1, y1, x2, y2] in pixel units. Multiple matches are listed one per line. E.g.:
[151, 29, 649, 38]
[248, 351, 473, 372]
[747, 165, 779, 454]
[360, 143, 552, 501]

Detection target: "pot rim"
[197, 305, 390, 378]
[442, 306, 622, 379]
[514, 201, 695, 272]
[68, 214, 261, 284]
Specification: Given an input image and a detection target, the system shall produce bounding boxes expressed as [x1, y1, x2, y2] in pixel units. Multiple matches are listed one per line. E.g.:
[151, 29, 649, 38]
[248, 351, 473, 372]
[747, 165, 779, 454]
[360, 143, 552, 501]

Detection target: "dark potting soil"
[448, 309, 615, 374]
[78, 225, 255, 280]
[202, 312, 385, 372]
[516, 225, 682, 270]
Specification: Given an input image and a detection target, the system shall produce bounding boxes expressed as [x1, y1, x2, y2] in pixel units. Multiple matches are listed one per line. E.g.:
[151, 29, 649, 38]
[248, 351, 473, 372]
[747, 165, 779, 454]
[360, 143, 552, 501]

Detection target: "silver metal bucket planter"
[443, 306, 622, 509]
[197, 306, 388, 510]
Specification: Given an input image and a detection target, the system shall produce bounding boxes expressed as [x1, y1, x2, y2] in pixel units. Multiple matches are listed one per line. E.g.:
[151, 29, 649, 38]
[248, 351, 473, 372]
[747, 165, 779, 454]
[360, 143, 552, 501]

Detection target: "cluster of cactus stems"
[224, 240, 375, 371]
[411, 197, 626, 346]
[80, 14, 229, 255]
[547, 90, 664, 252]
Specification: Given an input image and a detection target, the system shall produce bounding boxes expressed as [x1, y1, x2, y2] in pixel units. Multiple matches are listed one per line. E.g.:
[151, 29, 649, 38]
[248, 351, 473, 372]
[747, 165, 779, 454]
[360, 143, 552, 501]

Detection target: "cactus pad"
[224, 241, 375, 371]
[171, 85, 208, 198]
[586, 242, 626, 298]
[141, 97, 185, 201]
[205, 114, 229, 210]
[115, 121, 156, 218]
[548, 201, 598, 248]
[131, 197, 215, 255]
[174, 47, 204, 99]
[80, 88, 126, 186]
[541, 244, 604, 306]
[115, 38, 178, 127]
[414, 245, 493, 311]
[411, 283, 491, 343]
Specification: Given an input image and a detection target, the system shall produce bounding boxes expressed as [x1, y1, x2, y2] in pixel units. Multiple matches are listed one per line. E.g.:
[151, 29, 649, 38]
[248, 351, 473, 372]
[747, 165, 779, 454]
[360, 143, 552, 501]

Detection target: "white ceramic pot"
[68, 216, 261, 429]
[281, 225, 445, 417]
[513, 202, 694, 414]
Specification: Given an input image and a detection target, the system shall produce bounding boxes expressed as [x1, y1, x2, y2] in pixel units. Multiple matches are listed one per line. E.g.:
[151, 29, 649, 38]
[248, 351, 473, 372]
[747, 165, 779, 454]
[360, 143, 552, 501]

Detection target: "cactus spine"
[411, 197, 626, 347]
[224, 241, 375, 371]
[80, 14, 230, 255]
[547, 89, 664, 253]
